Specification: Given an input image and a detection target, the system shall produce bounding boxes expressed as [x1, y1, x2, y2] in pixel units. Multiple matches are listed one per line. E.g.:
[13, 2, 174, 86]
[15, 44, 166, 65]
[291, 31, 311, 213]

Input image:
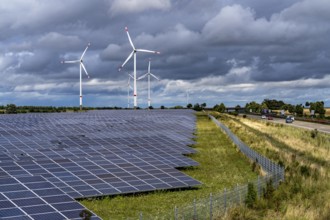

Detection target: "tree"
[261, 102, 268, 111]
[213, 103, 226, 113]
[201, 103, 207, 108]
[218, 103, 226, 113]
[160, 105, 165, 109]
[305, 101, 310, 107]
[262, 99, 285, 110]
[186, 103, 192, 109]
[309, 101, 326, 116]
[295, 104, 304, 116]
[235, 105, 241, 113]
[193, 103, 203, 111]
[245, 101, 261, 113]
[6, 104, 17, 114]
[287, 104, 295, 114]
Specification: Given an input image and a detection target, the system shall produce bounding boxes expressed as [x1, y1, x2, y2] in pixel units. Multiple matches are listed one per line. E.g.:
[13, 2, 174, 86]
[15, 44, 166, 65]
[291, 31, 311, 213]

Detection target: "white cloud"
[202, 4, 308, 45]
[38, 32, 82, 49]
[110, 0, 171, 15]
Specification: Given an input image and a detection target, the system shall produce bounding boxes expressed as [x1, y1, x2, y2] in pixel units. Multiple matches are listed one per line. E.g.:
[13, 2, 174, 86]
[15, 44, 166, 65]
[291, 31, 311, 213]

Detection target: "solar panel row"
[0, 109, 200, 219]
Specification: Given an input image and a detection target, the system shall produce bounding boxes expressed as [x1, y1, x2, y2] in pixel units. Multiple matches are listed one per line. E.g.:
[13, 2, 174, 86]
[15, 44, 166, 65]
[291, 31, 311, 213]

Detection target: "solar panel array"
[0, 110, 200, 219]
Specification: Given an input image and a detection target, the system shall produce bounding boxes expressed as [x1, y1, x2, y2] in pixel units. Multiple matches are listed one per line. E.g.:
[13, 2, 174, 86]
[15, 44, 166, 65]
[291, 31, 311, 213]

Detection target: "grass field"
[80, 113, 257, 219]
[215, 113, 330, 219]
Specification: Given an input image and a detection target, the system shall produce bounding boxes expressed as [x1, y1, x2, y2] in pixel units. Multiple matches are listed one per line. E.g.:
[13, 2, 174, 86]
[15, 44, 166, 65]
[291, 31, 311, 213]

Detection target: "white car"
[261, 115, 267, 119]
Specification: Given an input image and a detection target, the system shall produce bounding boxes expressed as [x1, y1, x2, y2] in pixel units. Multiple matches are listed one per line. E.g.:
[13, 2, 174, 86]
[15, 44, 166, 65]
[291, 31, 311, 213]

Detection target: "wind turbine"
[118, 27, 160, 109]
[138, 59, 160, 108]
[127, 74, 134, 108]
[62, 43, 91, 110]
[186, 90, 190, 106]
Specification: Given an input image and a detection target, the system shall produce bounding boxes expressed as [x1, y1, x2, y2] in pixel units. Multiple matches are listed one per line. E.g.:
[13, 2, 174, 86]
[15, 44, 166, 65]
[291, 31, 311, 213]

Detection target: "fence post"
[139, 211, 143, 220]
[257, 176, 260, 198]
[193, 198, 196, 220]
[210, 193, 213, 220]
[174, 206, 177, 220]
[224, 188, 227, 214]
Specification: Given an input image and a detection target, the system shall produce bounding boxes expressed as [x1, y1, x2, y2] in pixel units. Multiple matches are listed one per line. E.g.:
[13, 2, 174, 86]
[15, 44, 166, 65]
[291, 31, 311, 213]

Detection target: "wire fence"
[130, 114, 285, 220]
[209, 114, 285, 180]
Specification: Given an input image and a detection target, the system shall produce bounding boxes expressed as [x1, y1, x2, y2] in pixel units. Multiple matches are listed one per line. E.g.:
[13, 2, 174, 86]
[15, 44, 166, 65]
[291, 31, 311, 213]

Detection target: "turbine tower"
[62, 43, 91, 110]
[118, 27, 160, 109]
[138, 59, 160, 108]
[127, 74, 134, 108]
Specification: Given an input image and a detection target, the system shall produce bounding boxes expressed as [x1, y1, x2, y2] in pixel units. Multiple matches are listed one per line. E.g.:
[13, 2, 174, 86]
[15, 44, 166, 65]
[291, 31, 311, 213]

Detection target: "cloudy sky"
[0, 0, 329, 108]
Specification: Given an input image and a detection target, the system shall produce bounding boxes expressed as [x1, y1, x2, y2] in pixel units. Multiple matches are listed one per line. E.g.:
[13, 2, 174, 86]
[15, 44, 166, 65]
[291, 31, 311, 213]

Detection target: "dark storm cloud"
[0, 0, 329, 107]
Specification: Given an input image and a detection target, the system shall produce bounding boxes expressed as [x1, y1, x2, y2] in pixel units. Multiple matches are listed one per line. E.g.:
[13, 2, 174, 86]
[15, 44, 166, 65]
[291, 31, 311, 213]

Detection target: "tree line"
[0, 104, 124, 114]
[210, 99, 327, 118]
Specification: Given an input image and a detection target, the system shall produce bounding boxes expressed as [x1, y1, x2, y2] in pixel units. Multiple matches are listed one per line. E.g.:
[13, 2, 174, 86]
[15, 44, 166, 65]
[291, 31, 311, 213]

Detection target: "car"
[267, 115, 273, 120]
[286, 116, 294, 123]
[261, 115, 267, 119]
[288, 115, 295, 121]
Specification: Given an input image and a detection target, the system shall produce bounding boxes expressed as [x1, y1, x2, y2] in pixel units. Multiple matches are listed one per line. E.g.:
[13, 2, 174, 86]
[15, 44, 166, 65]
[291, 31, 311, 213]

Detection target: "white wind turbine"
[127, 73, 134, 108]
[62, 43, 91, 110]
[138, 59, 160, 108]
[186, 90, 190, 106]
[118, 27, 160, 109]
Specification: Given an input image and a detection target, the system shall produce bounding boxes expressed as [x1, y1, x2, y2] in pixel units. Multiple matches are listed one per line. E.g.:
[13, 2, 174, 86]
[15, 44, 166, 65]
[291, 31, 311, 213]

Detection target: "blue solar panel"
[0, 109, 200, 218]
[0, 176, 101, 219]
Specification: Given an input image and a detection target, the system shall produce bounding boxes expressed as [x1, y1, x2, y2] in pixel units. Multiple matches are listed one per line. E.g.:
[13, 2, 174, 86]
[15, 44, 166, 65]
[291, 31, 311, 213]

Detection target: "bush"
[263, 179, 274, 200]
[300, 165, 311, 177]
[227, 206, 258, 220]
[245, 183, 257, 208]
[243, 114, 247, 118]
[310, 129, 318, 139]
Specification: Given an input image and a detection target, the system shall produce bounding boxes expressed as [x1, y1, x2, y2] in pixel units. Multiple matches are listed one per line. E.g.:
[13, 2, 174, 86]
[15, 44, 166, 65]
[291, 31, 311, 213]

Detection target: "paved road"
[244, 114, 330, 134]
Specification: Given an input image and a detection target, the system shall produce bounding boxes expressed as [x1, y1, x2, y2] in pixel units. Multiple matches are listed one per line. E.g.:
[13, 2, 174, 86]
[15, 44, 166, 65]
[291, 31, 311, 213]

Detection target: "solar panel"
[0, 109, 201, 218]
[0, 176, 101, 220]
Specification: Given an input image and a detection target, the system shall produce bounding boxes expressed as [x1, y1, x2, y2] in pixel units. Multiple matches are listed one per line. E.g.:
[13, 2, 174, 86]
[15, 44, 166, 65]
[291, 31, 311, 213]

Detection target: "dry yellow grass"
[216, 113, 330, 220]
[241, 119, 330, 163]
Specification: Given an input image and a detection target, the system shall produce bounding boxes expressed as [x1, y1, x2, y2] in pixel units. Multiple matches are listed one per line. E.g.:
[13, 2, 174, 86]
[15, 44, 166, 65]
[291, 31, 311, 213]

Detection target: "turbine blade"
[150, 73, 160, 81]
[136, 49, 160, 54]
[80, 42, 91, 60]
[81, 63, 90, 78]
[119, 51, 134, 71]
[62, 60, 80, 64]
[125, 27, 135, 50]
[138, 73, 148, 80]
[148, 60, 151, 73]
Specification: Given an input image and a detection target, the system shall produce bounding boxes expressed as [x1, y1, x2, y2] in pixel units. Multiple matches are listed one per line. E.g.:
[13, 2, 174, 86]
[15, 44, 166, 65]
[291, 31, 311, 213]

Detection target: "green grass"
[80, 112, 257, 219]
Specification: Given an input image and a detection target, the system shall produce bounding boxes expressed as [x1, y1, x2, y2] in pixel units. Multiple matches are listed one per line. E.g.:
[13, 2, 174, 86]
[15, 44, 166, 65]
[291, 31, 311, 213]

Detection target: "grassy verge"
[215, 113, 330, 220]
[80, 112, 257, 219]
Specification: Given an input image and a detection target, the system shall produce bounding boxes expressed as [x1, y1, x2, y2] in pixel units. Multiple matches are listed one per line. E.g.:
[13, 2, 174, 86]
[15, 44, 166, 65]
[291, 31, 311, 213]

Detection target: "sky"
[0, 0, 329, 108]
